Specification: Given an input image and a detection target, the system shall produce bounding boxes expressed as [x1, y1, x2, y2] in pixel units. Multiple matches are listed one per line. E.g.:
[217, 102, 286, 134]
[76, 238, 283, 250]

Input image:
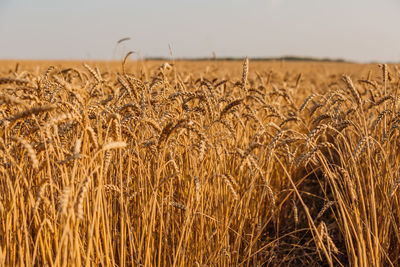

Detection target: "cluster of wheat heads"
[0, 59, 400, 266]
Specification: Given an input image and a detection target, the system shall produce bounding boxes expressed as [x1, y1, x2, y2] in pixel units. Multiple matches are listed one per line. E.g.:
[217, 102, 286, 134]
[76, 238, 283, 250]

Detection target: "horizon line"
[0, 56, 397, 64]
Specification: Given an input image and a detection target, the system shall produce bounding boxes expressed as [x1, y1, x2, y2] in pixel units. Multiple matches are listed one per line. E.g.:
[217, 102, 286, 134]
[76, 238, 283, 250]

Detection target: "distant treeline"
[144, 56, 347, 62]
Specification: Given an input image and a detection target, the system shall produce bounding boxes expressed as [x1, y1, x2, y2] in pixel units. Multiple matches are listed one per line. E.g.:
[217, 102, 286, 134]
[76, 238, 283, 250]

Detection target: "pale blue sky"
[0, 0, 399, 62]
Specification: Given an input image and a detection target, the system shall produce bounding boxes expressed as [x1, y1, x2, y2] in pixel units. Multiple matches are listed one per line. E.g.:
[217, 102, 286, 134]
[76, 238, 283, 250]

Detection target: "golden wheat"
[1, 59, 399, 266]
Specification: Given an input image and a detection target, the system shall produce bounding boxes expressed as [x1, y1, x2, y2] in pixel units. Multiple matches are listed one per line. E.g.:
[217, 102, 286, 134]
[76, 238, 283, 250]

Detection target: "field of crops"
[0, 58, 399, 266]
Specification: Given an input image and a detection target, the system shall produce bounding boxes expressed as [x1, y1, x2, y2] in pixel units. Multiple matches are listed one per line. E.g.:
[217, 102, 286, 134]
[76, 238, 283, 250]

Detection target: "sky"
[0, 0, 399, 62]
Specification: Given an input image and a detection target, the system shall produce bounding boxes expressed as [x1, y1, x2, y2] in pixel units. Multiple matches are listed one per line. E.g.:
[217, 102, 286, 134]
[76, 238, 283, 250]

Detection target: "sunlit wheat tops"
[0, 59, 399, 266]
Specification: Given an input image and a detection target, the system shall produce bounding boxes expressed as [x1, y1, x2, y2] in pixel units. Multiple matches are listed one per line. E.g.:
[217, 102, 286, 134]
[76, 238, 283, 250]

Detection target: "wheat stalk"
[342, 75, 361, 106]
[12, 137, 39, 169]
[7, 104, 56, 122]
[58, 186, 72, 217]
[76, 177, 91, 220]
[241, 57, 249, 90]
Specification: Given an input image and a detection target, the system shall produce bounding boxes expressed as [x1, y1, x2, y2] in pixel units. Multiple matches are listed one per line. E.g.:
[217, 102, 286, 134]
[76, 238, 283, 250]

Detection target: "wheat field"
[0, 58, 399, 266]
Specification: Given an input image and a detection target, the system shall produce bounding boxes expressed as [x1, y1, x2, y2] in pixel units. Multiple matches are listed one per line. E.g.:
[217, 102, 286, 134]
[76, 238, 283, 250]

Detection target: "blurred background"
[0, 0, 399, 62]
